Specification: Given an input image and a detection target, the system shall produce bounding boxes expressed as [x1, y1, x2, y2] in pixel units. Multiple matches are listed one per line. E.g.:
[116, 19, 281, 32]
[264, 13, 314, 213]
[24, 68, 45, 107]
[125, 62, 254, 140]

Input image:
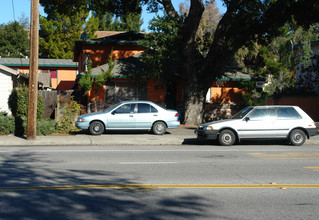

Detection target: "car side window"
[151, 105, 158, 113]
[115, 104, 135, 114]
[137, 104, 158, 113]
[138, 104, 151, 113]
[277, 107, 302, 119]
[249, 108, 276, 120]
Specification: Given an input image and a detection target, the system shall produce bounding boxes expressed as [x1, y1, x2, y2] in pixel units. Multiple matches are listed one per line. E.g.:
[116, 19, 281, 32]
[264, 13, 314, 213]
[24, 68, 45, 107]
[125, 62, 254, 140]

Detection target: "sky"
[0, 0, 226, 31]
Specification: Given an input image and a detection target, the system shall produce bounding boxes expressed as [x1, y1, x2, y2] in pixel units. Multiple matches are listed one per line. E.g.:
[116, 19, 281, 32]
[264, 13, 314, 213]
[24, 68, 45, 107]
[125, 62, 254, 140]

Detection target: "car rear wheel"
[218, 129, 236, 146]
[289, 129, 306, 146]
[89, 121, 104, 135]
[152, 121, 166, 135]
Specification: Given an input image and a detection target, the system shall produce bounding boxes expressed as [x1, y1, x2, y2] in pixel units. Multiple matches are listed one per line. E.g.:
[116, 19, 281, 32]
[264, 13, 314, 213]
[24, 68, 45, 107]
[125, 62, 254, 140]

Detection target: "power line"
[12, 0, 16, 21]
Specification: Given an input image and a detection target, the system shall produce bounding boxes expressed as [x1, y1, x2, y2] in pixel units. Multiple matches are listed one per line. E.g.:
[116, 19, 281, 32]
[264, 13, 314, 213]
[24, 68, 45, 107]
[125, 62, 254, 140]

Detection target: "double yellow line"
[1, 184, 319, 192]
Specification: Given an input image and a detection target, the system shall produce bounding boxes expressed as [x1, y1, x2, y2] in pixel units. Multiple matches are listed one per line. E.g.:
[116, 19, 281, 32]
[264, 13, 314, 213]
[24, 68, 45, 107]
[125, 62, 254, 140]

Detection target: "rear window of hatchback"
[276, 107, 302, 120]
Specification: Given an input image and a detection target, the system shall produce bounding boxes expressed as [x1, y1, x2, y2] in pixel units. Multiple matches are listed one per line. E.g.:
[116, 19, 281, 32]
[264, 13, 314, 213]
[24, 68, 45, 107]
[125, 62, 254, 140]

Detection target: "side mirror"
[111, 111, 116, 115]
[245, 117, 250, 122]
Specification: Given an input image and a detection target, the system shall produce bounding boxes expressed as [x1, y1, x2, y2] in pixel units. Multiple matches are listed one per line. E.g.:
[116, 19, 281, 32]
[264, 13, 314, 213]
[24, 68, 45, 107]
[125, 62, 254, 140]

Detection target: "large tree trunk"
[183, 79, 208, 125]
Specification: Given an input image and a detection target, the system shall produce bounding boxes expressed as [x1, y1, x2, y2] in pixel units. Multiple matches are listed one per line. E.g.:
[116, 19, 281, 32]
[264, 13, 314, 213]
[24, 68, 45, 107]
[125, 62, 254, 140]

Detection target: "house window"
[50, 70, 57, 79]
[41, 69, 57, 78]
[105, 81, 147, 102]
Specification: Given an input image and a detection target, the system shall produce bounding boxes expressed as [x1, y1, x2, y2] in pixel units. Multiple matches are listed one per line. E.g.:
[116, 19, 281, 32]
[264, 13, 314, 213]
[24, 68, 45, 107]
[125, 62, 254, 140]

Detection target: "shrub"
[37, 119, 58, 136]
[58, 97, 81, 134]
[8, 84, 45, 135]
[0, 112, 15, 135]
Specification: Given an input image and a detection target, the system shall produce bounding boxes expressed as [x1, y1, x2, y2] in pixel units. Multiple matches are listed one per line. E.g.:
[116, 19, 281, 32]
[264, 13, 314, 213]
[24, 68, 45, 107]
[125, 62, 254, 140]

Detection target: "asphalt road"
[1, 144, 319, 219]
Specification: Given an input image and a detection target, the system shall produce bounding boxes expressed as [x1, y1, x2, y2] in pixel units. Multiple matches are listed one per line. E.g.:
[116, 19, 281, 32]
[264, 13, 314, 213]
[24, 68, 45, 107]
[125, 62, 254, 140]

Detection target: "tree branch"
[182, 0, 204, 49]
[160, 0, 178, 19]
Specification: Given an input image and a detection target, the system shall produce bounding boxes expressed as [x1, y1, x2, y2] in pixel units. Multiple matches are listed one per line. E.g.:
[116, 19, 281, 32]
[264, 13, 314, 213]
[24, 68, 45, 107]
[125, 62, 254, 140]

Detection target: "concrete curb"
[0, 126, 318, 146]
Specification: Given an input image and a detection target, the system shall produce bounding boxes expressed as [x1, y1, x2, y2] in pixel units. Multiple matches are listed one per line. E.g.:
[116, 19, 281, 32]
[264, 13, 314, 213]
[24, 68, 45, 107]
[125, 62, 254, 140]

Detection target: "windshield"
[105, 103, 122, 112]
[232, 107, 254, 119]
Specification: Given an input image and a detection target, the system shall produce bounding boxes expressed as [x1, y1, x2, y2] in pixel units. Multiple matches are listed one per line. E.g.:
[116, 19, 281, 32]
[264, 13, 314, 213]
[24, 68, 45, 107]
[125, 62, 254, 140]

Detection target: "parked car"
[195, 105, 318, 146]
[76, 101, 180, 135]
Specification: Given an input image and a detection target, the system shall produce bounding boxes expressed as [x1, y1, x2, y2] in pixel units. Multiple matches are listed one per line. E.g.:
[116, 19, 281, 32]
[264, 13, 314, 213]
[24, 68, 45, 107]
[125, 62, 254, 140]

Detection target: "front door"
[107, 103, 136, 129]
[239, 107, 277, 139]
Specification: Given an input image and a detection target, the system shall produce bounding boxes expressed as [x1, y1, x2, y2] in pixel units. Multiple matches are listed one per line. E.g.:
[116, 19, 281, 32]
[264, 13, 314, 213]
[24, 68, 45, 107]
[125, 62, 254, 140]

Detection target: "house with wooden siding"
[74, 31, 251, 119]
[0, 64, 20, 114]
[0, 58, 78, 90]
[74, 31, 184, 112]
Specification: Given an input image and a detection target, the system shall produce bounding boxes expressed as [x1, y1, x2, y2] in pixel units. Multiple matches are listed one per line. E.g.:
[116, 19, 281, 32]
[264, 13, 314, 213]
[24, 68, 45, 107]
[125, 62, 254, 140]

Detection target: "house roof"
[0, 58, 78, 68]
[76, 31, 146, 45]
[81, 52, 252, 82]
[293, 40, 319, 50]
[83, 52, 144, 78]
[0, 63, 50, 88]
[0, 64, 19, 76]
[94, 31, 126, 39]
[218, 68, 251, 81]
[73, 31, 147, 62]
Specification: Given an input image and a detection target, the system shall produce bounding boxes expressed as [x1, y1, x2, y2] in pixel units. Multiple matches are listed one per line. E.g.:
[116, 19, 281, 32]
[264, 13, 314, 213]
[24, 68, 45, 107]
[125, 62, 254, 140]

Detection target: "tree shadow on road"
[0, 152, 228, 220]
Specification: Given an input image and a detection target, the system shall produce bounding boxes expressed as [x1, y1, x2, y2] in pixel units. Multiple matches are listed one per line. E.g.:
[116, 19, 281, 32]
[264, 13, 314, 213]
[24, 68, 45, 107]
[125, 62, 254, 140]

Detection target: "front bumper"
[195, 129, 219, 140]
[75, 121, 90, 130]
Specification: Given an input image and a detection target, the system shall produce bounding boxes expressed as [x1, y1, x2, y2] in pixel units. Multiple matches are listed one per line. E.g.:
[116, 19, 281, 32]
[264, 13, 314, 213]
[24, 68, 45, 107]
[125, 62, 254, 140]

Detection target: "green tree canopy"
[39, 0, 143, 58]
[96, 12, 144, 31]
[142, 0, 319, 124]
[0, 21, 29, 58]
[39, 10, 99, 59]
[40, 0, 319, 125]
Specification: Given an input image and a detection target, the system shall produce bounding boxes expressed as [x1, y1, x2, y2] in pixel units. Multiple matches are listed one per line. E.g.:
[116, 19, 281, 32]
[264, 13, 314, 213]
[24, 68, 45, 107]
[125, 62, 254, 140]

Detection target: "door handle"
[129, 115, 134, 117]
[153, 114, 158, 116]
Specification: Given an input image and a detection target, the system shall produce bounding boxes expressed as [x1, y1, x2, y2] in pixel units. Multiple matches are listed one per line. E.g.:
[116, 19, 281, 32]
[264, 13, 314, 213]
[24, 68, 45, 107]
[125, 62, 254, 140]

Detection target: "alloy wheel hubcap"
[156, 124, 164, 132]
[94, 125, 101, 132]
[223, 134, 232, 144]
[294, 133, 303, 143]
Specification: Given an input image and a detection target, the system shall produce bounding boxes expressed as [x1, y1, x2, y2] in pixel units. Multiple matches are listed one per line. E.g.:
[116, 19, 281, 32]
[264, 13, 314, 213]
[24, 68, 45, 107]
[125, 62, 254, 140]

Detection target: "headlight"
[77, 118, 85, 122]
[205, 126, 214, 130]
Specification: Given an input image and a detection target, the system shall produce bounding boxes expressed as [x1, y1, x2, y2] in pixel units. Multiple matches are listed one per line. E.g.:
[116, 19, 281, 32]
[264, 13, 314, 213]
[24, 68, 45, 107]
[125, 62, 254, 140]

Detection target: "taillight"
[175, 113, 179, 117]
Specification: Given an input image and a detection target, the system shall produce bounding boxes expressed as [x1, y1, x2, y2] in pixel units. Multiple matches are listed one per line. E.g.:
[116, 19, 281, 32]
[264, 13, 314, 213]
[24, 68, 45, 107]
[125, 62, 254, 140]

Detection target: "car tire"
[218, 129, 236, 146]
[89, 121, 104, 135]
[152, 121, 166, 135]
[289, 129, 306, 146]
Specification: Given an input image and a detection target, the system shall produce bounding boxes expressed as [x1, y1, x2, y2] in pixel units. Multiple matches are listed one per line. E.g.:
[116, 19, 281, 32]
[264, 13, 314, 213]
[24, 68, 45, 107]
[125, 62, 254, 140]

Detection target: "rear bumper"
[307, 128, 319, 137]
[167, 121, 180, 129]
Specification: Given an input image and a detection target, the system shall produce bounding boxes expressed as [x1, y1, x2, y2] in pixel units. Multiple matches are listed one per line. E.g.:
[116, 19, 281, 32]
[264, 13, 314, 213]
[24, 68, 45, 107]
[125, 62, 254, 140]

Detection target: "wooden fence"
[39, 90, 74, 120]
[265, 96, 319, 121]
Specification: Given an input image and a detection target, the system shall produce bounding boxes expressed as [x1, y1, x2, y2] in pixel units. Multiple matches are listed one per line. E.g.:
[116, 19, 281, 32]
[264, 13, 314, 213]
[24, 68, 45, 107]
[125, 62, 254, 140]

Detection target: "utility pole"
[27, 0, 39, 140]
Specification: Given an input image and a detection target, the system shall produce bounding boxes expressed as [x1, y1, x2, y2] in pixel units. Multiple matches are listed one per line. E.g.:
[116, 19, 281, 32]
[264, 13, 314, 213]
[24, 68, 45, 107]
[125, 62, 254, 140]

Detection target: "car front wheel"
[218, 129, 236, 146]
[289, 129, 306, 146]
[152, 121, 166, 135]
[89, 121, 104, 135]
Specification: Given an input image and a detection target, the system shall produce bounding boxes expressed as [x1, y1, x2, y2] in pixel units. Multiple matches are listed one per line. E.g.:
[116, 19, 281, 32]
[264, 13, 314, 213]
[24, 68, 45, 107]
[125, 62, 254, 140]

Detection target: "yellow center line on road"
[1, 184, 319, 192]
[304, 166, 319, 171]
[248, 153, 319, 159]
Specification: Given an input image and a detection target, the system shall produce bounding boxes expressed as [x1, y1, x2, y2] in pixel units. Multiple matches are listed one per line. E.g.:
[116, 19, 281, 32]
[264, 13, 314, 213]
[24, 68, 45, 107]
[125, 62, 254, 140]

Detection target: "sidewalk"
[1, 126, 319, 146]
[0, 126, 197, 146]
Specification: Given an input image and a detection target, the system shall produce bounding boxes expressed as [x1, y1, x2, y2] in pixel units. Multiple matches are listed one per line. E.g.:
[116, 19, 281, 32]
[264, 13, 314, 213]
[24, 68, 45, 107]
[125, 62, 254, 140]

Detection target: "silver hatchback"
[76, 101, 180, 135]
[195, 106, 318, 146]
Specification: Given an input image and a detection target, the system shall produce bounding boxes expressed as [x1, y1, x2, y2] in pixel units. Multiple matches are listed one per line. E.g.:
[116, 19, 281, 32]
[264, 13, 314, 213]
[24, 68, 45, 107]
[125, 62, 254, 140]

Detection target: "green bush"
[8, 84, 45, 135]
[37, 119, 58, 136]
[58, 97, 81, 134]
[0, 112, 15, 135]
